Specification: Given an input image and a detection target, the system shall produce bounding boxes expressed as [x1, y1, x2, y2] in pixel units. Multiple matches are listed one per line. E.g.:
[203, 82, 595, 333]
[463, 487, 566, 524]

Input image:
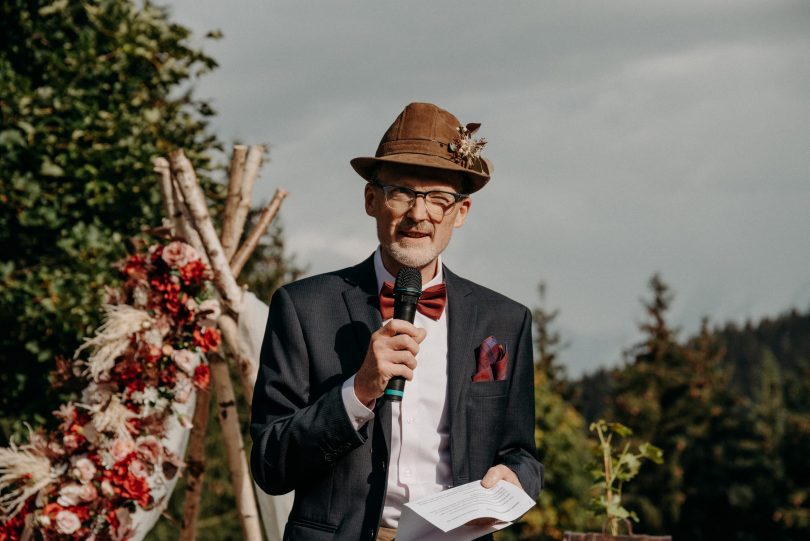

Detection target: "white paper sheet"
[396, 480, 536, 541]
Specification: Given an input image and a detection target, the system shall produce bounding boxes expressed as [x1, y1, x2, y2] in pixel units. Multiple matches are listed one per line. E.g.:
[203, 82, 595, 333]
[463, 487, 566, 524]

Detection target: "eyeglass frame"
[371, 180, 469, 217]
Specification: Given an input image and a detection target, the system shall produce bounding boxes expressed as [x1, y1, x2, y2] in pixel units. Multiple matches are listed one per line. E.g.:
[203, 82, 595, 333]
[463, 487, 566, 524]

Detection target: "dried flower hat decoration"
[448, 122, 488, 172]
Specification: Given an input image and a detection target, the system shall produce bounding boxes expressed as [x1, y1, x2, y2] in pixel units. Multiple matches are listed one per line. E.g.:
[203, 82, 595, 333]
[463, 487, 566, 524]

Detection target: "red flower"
[121, 472, 152, 508]
[179, 259, 207, 286]
[193, 327, 220, 353]
[102, 455, 152, 509]
[121, 254, 146, 281]
[193, 364, 211, 391]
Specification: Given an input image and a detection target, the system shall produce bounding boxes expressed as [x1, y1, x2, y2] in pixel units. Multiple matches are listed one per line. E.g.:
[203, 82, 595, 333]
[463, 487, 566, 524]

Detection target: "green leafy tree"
[0, 0, 223, 441]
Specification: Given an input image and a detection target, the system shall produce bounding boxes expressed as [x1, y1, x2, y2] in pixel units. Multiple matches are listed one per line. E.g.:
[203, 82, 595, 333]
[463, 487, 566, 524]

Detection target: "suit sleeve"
[250, 286, 368, 495]
[496, 306, 544, 499]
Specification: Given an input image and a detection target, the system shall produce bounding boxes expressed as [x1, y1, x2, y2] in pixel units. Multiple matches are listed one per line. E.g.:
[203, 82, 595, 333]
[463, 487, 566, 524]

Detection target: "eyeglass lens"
[384, 186, 457, 216]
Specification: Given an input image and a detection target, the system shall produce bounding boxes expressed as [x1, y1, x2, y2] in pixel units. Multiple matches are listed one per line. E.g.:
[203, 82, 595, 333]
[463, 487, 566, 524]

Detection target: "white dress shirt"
[341, 247, 452, 527]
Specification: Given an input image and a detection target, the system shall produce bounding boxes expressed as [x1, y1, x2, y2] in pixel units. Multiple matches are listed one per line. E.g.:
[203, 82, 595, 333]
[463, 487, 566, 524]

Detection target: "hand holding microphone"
[354, 267, 425, 406]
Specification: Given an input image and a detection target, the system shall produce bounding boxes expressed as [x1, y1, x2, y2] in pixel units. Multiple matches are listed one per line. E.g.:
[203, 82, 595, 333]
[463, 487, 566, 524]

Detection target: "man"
[250, 102, 542, 541]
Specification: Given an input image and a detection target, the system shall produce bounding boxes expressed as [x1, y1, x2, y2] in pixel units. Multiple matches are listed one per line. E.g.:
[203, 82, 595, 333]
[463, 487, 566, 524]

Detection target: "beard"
[385, 240, 443, 268]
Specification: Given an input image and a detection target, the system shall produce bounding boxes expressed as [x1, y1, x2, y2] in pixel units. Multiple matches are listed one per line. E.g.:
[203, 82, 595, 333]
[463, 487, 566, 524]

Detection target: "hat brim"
[350, 153, 491, 194]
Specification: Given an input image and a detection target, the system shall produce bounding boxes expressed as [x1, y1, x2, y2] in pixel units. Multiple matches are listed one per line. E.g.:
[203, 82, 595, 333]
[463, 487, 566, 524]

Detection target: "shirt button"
[406, 417, 414, 424]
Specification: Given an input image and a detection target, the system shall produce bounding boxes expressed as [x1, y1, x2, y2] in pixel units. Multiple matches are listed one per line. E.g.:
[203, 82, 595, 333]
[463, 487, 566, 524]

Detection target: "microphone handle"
[383, 294, 420, 401]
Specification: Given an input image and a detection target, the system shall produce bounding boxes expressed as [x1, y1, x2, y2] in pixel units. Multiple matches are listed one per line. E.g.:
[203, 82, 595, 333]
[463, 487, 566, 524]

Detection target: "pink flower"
[129, 459, 148, 479]
[111, 437, 135, 461]
[79, 483, 98, 502]
[161, 241, 199, 268]
[55, 509, 81, 534]
[136, 435, 163, 464]
[73, 457, 97, 483]
[171, 349, 197, 375]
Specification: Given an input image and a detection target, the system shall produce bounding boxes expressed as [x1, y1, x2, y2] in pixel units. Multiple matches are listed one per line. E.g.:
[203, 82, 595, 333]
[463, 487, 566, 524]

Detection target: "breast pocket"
[468, 379, 509, 398]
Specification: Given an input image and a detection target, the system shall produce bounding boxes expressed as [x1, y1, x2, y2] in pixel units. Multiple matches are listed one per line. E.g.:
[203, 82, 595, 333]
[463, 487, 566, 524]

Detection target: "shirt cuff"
[341, 375, 375, 431]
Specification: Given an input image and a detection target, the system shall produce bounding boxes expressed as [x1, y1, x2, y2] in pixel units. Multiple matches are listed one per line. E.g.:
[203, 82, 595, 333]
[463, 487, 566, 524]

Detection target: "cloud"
[166, 0, 810, 375]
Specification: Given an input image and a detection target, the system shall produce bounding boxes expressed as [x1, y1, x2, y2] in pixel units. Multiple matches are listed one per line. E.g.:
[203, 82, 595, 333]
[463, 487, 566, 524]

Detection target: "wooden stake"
[230, 188, 289, 278]
[221, 145, 248, 260]
[218, 315, 257, 411]
[209, 352, 263, 541]
[153, 157, 176, 225]
[169, 150, 244, 315]
[178, 389, 210, 541]
[222, 145, 264, 260]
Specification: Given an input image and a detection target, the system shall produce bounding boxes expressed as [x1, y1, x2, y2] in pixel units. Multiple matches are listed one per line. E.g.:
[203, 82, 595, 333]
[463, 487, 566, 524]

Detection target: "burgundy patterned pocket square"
[472, 335, 508, 382]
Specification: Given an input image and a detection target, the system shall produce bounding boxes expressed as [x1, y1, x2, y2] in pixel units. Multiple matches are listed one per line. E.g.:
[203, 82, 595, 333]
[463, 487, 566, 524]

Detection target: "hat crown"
[350, 102, 492, 193]
[376, 102, 460, 156]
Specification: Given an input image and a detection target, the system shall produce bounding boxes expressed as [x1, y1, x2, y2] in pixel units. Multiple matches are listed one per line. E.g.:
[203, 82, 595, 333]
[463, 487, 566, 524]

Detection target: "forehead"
[376, 164, 464, 192]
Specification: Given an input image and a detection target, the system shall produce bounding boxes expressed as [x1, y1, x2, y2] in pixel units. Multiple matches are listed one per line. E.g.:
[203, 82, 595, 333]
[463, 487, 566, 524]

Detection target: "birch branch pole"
[156, 146, 287, 541]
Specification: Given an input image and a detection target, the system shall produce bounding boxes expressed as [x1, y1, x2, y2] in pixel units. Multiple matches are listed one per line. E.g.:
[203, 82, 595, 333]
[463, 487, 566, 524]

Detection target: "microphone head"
[394, 267, 422, 295]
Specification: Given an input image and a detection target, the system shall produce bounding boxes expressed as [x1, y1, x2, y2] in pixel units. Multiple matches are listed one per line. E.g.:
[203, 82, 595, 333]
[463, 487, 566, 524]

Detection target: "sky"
[164, 0, 810, 376]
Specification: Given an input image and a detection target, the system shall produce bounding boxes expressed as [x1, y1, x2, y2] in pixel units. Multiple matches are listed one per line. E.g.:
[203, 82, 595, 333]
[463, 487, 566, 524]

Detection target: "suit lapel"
[444, 265, 477, 484]
[341, 254, 391, 451]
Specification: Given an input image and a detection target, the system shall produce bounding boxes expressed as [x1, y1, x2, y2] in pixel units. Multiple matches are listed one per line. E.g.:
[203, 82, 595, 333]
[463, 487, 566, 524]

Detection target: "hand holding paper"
[396, 480, 536, 541]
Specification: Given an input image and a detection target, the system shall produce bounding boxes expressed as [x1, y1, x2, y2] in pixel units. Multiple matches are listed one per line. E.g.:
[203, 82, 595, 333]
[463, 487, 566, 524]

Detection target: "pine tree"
[507, 282, 594, 540]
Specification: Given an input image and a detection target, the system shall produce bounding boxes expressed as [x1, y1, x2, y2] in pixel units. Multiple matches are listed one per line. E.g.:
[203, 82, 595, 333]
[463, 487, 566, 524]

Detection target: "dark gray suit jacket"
[250, 254, 542, 541]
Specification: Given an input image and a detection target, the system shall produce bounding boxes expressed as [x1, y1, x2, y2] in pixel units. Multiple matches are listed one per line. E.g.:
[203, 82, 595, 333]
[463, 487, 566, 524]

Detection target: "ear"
[364, 183, 378, 217]
[453, 197, 471, 228]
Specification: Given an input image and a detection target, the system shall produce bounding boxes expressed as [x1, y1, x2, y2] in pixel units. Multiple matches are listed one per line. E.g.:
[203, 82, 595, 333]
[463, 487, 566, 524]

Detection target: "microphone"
[383, 266, 422, 401]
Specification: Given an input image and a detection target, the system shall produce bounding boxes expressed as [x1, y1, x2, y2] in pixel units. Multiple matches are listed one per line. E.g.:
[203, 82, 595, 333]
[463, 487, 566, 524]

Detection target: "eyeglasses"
[372, 181, 468, 218]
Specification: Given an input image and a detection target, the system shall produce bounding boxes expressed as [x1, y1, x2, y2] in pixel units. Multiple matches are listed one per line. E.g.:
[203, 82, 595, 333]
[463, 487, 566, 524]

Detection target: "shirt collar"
[373, 246, 443, 294]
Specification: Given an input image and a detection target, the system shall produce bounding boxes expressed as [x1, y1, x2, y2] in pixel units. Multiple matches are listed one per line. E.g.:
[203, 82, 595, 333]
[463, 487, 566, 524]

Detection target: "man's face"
[365, 165, 471, 274]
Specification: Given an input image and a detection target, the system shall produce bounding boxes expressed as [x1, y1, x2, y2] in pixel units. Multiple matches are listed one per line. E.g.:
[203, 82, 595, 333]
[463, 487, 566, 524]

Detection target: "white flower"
[172, 349, 197, 375]
[72, 457, 97, 483]
[144, 327, 164, 347]
[57, 483, 84, 506]
[174, 374, 193, 404]
[110, 437, 135, 462]
[101, 479, 115, 497]
[55, 509, 82, 534]
[133, 287, 148, 307]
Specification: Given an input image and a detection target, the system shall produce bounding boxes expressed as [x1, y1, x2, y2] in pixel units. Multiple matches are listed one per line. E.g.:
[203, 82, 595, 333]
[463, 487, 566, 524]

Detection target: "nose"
[406, 194, 430, 222]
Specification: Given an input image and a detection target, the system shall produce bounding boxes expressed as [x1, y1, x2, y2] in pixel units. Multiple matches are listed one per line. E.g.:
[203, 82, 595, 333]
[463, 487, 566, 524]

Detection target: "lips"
[399, 230, 430, 239]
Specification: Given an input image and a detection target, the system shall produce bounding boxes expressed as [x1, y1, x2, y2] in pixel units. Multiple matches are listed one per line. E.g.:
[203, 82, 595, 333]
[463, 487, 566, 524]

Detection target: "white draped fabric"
[241, 291, 294, 541]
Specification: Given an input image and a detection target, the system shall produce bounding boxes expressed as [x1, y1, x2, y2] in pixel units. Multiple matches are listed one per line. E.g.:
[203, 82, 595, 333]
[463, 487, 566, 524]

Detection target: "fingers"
[481, 465, 522, 489]
[380, 319, 427, 343]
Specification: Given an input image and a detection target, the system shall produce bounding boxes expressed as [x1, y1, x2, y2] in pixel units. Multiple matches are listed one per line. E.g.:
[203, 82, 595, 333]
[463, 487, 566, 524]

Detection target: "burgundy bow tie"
[379, 281, 447, 321]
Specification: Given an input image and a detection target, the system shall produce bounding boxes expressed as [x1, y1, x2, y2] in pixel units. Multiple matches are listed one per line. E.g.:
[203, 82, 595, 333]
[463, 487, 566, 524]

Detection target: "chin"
[386, 241, 441, 269]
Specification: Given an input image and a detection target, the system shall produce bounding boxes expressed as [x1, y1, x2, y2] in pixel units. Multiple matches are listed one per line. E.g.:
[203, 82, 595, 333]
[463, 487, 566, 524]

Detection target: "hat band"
[377, 139, 453, 161]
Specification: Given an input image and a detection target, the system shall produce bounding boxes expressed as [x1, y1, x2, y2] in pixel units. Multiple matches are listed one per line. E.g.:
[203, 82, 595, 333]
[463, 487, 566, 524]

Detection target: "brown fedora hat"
[350, 102, 493, 193]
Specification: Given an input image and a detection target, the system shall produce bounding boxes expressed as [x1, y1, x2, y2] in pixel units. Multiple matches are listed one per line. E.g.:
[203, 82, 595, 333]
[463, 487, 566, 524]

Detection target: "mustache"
[397, 220, 433, 234]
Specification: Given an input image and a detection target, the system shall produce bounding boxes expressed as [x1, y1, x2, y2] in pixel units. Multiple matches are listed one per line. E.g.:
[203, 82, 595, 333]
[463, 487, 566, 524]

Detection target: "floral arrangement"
[0, 240, 220, 540]
[449, 123, 487, 170]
